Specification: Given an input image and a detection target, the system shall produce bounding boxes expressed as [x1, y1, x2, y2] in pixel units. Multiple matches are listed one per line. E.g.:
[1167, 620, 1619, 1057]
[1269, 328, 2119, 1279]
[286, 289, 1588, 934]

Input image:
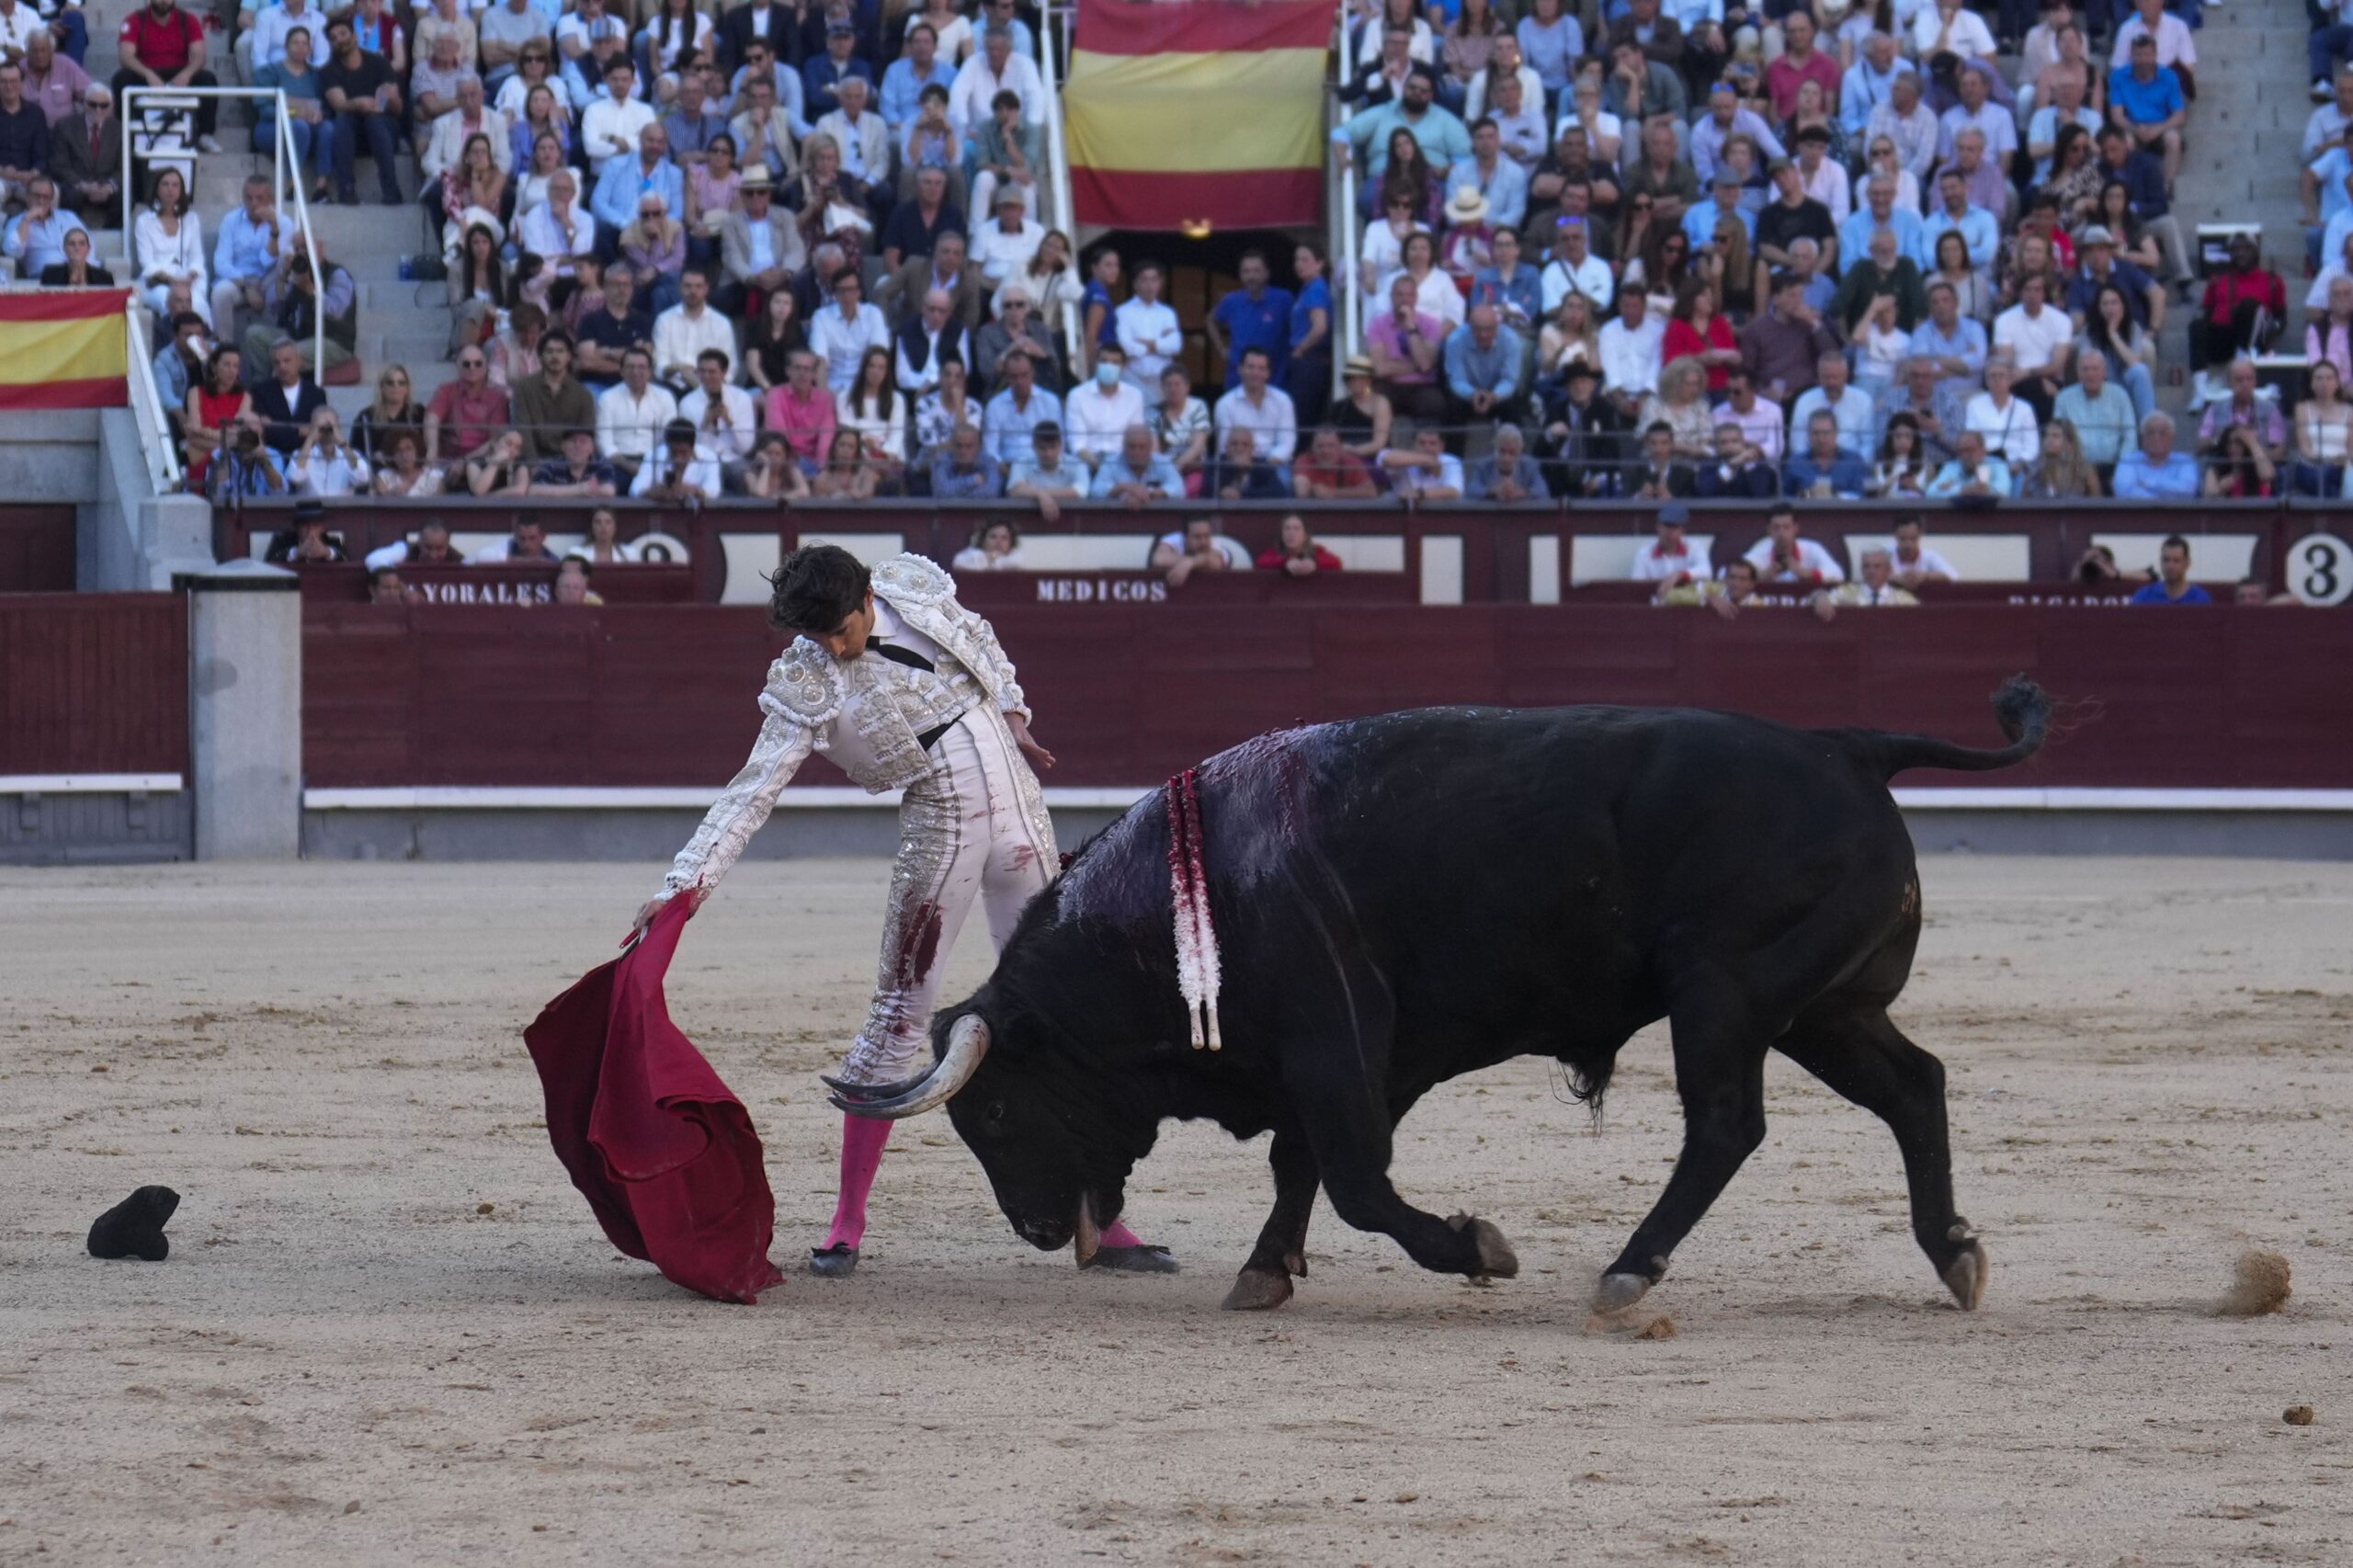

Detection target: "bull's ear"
[833, 1016, 989, 1119]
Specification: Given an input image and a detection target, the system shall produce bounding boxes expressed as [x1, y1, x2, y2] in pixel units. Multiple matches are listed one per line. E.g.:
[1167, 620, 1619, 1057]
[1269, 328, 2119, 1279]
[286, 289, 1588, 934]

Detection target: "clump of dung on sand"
[2216, 1249, 2292, 1317]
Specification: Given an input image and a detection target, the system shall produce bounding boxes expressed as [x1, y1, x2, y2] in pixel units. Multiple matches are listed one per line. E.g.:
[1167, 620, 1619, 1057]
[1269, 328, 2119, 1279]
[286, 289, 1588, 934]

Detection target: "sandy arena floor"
[2, 856, 2350, 1566]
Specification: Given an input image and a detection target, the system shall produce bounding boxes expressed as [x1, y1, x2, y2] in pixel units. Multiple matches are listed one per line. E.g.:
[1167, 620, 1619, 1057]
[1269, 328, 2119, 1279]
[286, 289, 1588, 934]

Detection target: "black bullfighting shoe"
[1079, 1244, 1179, 1275]
[809, 1243, 859, 1278]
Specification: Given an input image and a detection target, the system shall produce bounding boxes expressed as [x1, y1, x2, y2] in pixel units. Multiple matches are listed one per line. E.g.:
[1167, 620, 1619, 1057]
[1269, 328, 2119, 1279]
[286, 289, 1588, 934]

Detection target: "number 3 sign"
[2290, 534, 2353, 608]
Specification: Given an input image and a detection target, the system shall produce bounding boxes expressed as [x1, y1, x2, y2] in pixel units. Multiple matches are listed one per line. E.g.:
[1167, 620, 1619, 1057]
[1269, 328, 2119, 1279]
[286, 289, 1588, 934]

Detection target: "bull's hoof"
[1593, 1271, 1653, 1313]
[1447, 1212, 1519, 1280]
[1221, 1267, 1295, 1312]
[1942, 1239, 1990, 1312]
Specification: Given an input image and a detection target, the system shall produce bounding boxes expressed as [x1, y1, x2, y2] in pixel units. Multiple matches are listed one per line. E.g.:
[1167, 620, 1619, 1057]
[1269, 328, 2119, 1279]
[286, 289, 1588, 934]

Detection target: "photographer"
[287, 406, 371, 497]
[209, 424, 288, 502]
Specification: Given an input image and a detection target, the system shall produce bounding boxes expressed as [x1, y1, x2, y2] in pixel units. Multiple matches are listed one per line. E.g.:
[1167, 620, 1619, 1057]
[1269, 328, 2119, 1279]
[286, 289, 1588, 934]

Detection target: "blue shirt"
[1290, 275, 1334, 355]
[983, 385, 1062, 464]
[1782, 449, 1870, 498]
[1466, 265, 1539, 332]
[1839, 57, 1913, 135]
[1006, 451, 1092, 494]
[2110, 450, 2202, 497]
[1088, 452, 1182, 498]
[2131, 580, 2213, 604]
[2315, 146, 2353, 225]
[879, 55, 956, 126]
[212, 207, 298, 285]
[1442, 323, 1523, 403]
[2100, 149, 2172, 219]
[1838, 205, 1929, 271]
[1910, 315, 1988, 381]
[1447, 153, 1528, 230]
[1081, 278, 1119, 347]
[590, 154, 686, 233]
[801, 55, 876, 120]
[1682, 193, 1756, 249]
[1211, 286, 1294, 385]
[2107, 65, 2185, 128]
[1337, 100, 1472, 178]
[1924, 204, 1998, 270]
[927, 453, 1002, 499]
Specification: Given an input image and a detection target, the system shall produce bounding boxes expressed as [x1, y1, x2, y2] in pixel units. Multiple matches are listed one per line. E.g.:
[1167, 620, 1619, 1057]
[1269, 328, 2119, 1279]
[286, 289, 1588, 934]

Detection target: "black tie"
[869, 638, 934, 674]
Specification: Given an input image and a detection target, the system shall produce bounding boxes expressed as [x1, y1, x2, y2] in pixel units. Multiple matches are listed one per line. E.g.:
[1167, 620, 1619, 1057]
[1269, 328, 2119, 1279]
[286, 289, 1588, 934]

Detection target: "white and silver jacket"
[662, 554, 1031, 895]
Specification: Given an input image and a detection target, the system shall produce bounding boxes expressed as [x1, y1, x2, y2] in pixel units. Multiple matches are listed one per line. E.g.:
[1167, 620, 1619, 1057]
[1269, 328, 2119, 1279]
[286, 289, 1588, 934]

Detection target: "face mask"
[1095, 362, 1120, 389]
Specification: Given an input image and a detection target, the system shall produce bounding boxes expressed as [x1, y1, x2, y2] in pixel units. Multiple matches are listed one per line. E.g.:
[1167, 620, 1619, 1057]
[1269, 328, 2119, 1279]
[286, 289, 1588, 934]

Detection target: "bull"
[836, 680, 2050, 1317]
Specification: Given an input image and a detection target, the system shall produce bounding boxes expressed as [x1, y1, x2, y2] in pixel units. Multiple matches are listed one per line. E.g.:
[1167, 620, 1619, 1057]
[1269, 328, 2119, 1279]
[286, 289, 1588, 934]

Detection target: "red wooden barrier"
[0, 593, 188, 774]
[296, 562, 698, 606]
[0, 506, 76, 593]
[301, 601, 2353, 791]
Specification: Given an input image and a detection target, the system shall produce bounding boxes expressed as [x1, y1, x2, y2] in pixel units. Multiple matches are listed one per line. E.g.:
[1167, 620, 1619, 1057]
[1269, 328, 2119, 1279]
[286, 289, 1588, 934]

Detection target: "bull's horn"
[832, 1016, 989, 1119]
[1074, 1190, 1101, 1267]
[821, 1068, 929, 1101]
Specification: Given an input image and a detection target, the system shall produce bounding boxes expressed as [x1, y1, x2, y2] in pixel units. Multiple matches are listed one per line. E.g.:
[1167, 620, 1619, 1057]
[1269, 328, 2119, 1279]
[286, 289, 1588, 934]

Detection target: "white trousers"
[840, 706, 1056, 1085]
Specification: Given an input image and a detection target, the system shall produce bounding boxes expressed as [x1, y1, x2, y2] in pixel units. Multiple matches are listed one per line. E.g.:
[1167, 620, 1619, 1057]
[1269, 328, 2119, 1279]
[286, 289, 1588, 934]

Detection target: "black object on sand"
[87, 1186, 180, 1261]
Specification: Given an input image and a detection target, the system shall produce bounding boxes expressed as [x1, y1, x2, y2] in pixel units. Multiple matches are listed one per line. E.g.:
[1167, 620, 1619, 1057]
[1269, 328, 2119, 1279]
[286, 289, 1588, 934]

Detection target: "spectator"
[1756, 155, 1837, 280]
[882, 228, 986, 331]
[1334, 69, 1471, 186]
[1255, 514, 1343, 578]
[1090, 423, 1183, 505]
[1434, 302, 1520, 428]
[1540, 211, 1612, 314]
[1597, 287, 1665, 421]
[835, 344, 905, 481]
[1963, 358, 2040, 469]
[2075, 285, 2158, 429]
[583, 56, 656, 177]
[1870, 415, 1935, 498]
[321, 18, 404, 206]
[241, 233, 355, 380]
[1889, 516, 1959, 588]
[983, 349, 1061, 466]
[1625, 421, 1693, 499]
[2197, 358, 2288, 461]
[1789, 350, 1874, 457]
[1839, 173, 1927, 278]
[743, 430, 811, 501]
[972, 190, 1049, 296]
[718, 165, 803, 312]
[2308, 275, 2353, 382]
[965, 85, 1040, 226]
[2019, 418, 2102, 498]
[18, 27, 86, 128]
[808, 267, 892, 394]
[369, 566, 411, 606]
[1064, 344, 1146, 470]
[2108, 35, 2184, 187]
[2109, 412, 2200, 497]
[1782, 409, 1870, 499]
[1867, 69, 1938, 192]
[1630, 502, 1710, 586]
[1286, 425, 1376, 501]
[550, 560, 601, 607]
[463, 427, 537, 496]
[2291, 358, 2353, 495]
[287, 405, 369, 496]
[574, 263, 653, 389]
[2053, 348, 2141, 474]
[878, 165, 961, 276]
[422, 344, 506, 465]
[619, 192, 688, 314]
[1745, 502, 1845, 585]
[2131, 534, 2213, 604]
[1465, 423, 1550, 500]
[595, 346, 677, 478]
[363, 519, 464, 573]
[1207, 248, 1295, 391]
[1925, 426, 2014, 498]
[264, 503, 346, 562]
[508, 331, 597, 461]
[944, 517, 1028, 574]
[409, 28, 471, 131]
[1199, 425, 1287, 503]
[1150, 363, 1213, 482]
[2094, 124, 2188, 283]
[1811, 549, 1920, 619]
[680, 347, 756, 465]
[532, 426, 622, 497]
[1381, 422, 1466, 500]
[2203, 423, 2278, 498]
[244, 337, 321, 457]
[34, 221, 105, 285]
[152, 308, 207, 414]
[207, 424, 285, 501]
[2190, 234, 2285, 377]
[112, 0, 220, 153]
[649, 265, 730, 389]
[370, 428, 446, 497]
[1734, 272, 1833, 411]
[1113, 261, 1182, 388]
[1654, 556, 1765, 617]
[1695, 421, 1779, 498]
[49, 80, 119, 227]
[631, 417, 722, 500]
[1152, 516, 1244, 586]
[472, 517, 559, 563]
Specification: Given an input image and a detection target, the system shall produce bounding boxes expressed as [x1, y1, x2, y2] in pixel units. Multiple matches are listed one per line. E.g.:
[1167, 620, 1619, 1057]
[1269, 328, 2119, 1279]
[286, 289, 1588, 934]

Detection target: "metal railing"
[124, 298, 183, 492]
[120, 86, 324, 378]
[1036, 1, 1083, 371]
[1329, 6, 1360, 395]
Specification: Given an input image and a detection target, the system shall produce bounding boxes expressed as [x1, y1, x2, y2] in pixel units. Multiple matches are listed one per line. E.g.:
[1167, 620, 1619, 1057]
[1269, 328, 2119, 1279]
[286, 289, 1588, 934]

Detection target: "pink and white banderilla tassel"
[1165, 768, 1222, 1051]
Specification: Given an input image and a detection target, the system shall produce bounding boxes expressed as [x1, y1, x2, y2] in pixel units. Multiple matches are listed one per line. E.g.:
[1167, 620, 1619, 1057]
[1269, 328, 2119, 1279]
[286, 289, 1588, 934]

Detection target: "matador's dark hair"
[767, 543, 871, 634]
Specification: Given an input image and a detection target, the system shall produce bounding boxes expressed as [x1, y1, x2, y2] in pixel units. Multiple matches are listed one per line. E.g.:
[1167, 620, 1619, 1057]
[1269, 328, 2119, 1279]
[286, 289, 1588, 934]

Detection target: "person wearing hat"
[1333, 354, 1393, 470]
[801, 13, 875, 120]
[2063, 222, 2163, 338]
[1630, 501, 1711, 585]
[1680, 165, 1756, 250]
[1447, 118, 1527, 232]
[969, 180, 1044, 287]
[47, 79, 120, 226]
[1540, 358, 1629, 496]
[1438, 183, 1497, 283]
[719, 162, 806, 313]
[532, 425, 622, 496]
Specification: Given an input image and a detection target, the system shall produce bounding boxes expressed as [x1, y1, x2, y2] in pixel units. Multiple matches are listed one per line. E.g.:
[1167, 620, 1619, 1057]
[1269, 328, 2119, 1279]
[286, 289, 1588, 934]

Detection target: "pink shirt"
[1366, 309, 1444, 386]
[1766, 50, 1841, 122]
[764, 383, 835, 462]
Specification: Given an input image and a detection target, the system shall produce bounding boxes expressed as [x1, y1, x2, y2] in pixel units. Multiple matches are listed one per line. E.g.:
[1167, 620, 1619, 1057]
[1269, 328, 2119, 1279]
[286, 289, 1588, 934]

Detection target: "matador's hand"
[1008, 714, 1055, 771]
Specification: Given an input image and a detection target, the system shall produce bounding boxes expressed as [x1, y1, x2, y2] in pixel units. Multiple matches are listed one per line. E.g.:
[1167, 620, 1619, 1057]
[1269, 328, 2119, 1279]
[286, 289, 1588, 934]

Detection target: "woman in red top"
[1256, 514, 1344, 576]
[182, 346, 252, 493]
[1659, 278, 1740, 395]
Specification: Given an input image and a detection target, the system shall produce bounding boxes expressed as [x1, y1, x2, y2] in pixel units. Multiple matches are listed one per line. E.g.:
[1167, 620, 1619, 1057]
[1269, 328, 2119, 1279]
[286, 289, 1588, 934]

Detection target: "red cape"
[522, 898, 786, 1304]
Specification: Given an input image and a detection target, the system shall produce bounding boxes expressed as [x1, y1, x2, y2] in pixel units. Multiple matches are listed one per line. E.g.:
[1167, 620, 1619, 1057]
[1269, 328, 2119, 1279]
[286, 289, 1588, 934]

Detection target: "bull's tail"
[1853, 676, 2052, 779]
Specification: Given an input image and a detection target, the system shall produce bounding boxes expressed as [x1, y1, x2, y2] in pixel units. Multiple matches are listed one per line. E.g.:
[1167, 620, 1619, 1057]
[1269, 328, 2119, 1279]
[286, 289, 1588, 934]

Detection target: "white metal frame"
[123, 298, 183, 490]
[1330, 6, 1360, 395]
[1036, 3, 1083, 369]
[120, 86, 324, 378]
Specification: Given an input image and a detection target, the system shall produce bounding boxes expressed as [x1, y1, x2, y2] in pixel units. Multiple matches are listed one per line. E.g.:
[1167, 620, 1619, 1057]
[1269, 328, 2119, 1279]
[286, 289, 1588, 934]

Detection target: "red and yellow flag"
[1064, 0, 1335, 232]
[0, 289, 131, 410]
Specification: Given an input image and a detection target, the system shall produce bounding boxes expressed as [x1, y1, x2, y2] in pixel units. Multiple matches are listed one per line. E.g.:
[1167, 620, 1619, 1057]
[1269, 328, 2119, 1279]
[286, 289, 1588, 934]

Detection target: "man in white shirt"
[1991, 271, 2072, 417]
[1745, 503, 1845, 585]
[1211, 347, 1299, 466]
[1062, 343, 1145, 468]
[595, 347, 678, 478]
[652, 267, 736, 389]
[1113, 261, 1181, 390]
[949, 24, 1043, 134]
[1788, 351, 1875, 455]
[287, 405, 370, 496]
[629, 417, 723, 499]
[1962, 358, 2040, 467]
[1379, 424, 1464, 500]
[580, 55, 654, 176]
[1629, 501, 1711, 585]
[678, 347, 756, 460]
[1596, 288, 1664, 411]
[814, 74, 892, 182]
[969, 190, 1044, 284]
[807, 267, 892, 392]
[1890, 515, 1960, 587]
[1709, 369, 1784, 463]
[1540, 215, 1613, 311]
[517, 169, 593, 270]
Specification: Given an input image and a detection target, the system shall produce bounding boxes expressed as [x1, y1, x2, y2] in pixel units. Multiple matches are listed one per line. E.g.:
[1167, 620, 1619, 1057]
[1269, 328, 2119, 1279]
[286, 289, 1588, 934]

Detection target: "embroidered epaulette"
[759, 639, 845, 726]
[871, 552, 955, 608]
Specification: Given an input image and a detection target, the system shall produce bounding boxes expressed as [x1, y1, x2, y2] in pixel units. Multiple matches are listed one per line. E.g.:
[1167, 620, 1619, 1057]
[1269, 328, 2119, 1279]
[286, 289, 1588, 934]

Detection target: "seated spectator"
[1990, 274, 2071, 425]
[1443, 302, 1526, 426]
[1740, 268, 1838, 404]
[1366, 272, 1449, 424]
[1963, 358, 2040, 469]
[1150, 362, 1213, 482]
[837, 344, 907, 482]
[265, 504, 347, 563]
[952, 517, 1026, 573]
[2307, 274, 2353, 383]
[2197, 358, 2288, 463]
[251, 337, 324, 457]
[2018, 418, 2103, 498]
[620, 188, 687, 313]
[1380, 423, 1467, 500]
[1086, 423, 1184, 506]
[1630, 503, 1710, 587]
[912, 353, 979, 464]
[1811, 549, 1920, 619]
[1006, 419, 1090, 520]
[2204, 423, 2278, 497]
[1639, 355, 1715, 460]
[1890, 516, 1960, 587]
[1466, 423, 1550, 500]
[1626, 420, 1694, 499]
[465, 520, 553, 566]
[573, 263, 653, 390]
[970, 286, 1058, 396]
[426, 345, 509, 464]
[1201, 426, 1289, 503]
[563, 509, 638, 567]
[596, 346, 678, 478]
[1257, 514, 1344, 577]
[2108, 35, 2185, 187]
[509, 333, 597, 462]
[286, 405, 369, 496]
[532, 426, 622, 497]
[370, 428, 446, 497]
[652, 267, 734, 390]
[1151, 516, 1246, 587]
[1695, 421, 1779, 498]
[971, 186, 1045, 285]
[1830, 224, 1927, 337]
[1654, 556, 1764, 617]
[743, 431, 812, 501]
[1745, 502, 1845, 585]
[2190, 235, 2286, 378]
[928, 420, 1002, 501]
[1782, 410, 1870, 499]
[983, 350, 1062, 465]
[208, 426, 286, 501]
[1064, 344, 1146, 470]
[321, 17, 404, 205]
[2291, 358, 2353, 496]
[36, 222, 108, 286]
[1870, 414, 1936, 499]
[1789, 351, 1874, 457]
[464, 428, 537, 496]
[2075, 290, 2158, 434]
[1927, 428, 2016, 498]
[763, 347, 836, 468]
[2131, 534, 2213, 604]
[1213, 346, 1301, 466]
[1288, 426, 1378, 501]
[631, 416, 722, 500]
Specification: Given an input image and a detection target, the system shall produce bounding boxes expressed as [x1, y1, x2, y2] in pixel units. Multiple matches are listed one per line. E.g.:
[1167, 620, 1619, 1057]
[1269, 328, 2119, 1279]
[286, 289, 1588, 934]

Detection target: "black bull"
[840, 679, 2051, 1315]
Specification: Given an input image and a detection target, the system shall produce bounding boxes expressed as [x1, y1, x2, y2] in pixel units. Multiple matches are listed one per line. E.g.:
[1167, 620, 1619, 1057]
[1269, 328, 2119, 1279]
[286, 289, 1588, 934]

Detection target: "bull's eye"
[983, 1099, 1006, 1134]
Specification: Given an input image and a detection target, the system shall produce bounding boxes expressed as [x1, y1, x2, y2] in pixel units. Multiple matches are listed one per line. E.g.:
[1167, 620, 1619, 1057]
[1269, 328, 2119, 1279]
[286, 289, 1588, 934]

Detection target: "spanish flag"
[1064, 0, 1335, 233]
[0, 290, 131, 410]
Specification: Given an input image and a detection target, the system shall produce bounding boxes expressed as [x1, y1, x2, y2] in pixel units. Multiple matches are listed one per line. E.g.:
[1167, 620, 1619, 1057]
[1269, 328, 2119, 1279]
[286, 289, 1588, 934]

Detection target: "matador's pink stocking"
[823, 1112, 891, 1251]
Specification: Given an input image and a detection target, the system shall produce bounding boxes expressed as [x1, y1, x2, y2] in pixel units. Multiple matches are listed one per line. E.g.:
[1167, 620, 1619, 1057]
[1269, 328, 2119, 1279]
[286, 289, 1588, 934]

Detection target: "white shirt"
[518, 201, 594, 267]
[596, 381, 678, 461]
[1211, 384, 1299, 466]
[1789, 383, 1876, 454]
[288, 445, 370, 496]
[1631, 540, 1712, 583]
[1361, 219, 1426, 286]
[628, 449, 722, 497]
[807, 301, 892, 392]
[1389, 451, 1464, 499]
[949, 51, 1045, 132]
[1063, 379, 1145, 461]
[580, 94, 655, 174]
[652, 302, 737, 381]
[1540, 252, 1614, 312]
[1962, 391, 2040, 466]
[134, 209, 207, 290]
[1597, 316, 1665, 396]
[1113, 297, 1181, 384]
[1377, 267, 1464, 329]
[1992, 301, 2072, 377]
[1893, 543, 1960, 581]
[836, 388, 908, 463]
[678, 382, 756, 458]
[2110, 12, 2193, 69]
[1800, 157, 1852, 226]
[1910, 6, 1995, 61]
[969, 216, 1045, 285]
[1153, 530, 1246, 567]
[1744, 535, 1846, 583]
[250, 0, 322, 69]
